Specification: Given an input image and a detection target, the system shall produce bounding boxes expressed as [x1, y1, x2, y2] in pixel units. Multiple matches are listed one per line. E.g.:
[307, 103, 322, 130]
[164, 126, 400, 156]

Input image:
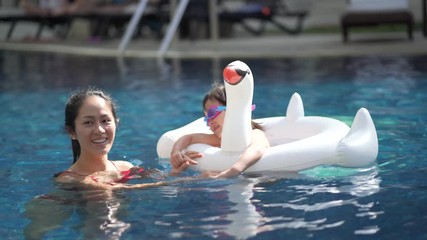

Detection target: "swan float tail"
[337, 108, 379, 167]
[286, 92, 305, 121]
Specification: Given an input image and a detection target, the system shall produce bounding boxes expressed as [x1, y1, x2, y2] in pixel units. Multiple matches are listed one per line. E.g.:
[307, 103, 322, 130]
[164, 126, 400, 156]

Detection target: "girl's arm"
[170, 133, 219, 171]
[204, 129, 270, 178]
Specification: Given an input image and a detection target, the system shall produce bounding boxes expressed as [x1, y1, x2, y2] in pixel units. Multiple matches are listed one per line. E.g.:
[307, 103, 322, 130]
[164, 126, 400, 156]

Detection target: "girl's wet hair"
[64, 87, 119, 163]
[202, 82, 263, 130]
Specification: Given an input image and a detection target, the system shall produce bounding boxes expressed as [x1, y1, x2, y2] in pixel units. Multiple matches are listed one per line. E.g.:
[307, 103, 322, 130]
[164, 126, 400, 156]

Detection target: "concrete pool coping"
[0, 31, 425, 59]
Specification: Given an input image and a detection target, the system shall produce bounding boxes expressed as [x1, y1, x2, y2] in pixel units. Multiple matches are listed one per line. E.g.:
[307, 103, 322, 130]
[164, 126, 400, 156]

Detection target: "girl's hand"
[170, 150, 202, 174]
[170, 151, 184, 169]
[184, 151, 203, 162]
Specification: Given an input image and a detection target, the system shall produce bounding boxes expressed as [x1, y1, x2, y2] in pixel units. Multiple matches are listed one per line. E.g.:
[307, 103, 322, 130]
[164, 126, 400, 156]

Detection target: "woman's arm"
[204, 129, 270, 178]
[120, 177, 197, 189]
[57, 174, 197, 190]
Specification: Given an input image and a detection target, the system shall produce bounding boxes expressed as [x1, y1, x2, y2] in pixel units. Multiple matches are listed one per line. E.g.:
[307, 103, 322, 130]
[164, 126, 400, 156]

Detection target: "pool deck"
[0, 0, 427, 58]
[0, 0, 426, 60]
[0, 30, 425, 59]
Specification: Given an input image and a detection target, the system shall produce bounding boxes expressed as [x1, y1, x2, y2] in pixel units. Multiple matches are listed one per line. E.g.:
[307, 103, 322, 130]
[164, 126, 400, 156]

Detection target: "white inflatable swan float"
[157, 60, 378, 172]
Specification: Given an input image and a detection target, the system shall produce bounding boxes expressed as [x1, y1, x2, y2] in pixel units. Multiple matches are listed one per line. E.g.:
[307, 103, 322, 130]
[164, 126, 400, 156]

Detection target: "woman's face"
[71, 95, 116, 159]
[204, 99, 225, 138]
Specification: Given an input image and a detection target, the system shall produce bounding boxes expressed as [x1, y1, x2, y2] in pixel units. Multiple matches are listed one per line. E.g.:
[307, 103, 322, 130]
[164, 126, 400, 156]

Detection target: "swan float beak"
[223, 64, 250, 85]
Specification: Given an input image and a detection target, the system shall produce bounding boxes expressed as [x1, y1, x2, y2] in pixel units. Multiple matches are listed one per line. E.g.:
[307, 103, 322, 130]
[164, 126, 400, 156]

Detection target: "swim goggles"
[204, 104, 256, 125]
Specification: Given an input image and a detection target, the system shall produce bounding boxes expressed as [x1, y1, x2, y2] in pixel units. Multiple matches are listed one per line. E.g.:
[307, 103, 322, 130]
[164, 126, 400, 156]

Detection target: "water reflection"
[24, 188, 130, 239]
[250, 166, 381, 234]
[347, 57, 418, 89]
[158, 167, 383, 239]
[222, 178, 266, 239]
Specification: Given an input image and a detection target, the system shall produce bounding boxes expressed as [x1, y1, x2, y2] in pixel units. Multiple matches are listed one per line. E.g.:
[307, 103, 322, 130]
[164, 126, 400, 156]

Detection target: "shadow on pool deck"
[0, 30, 425, 59]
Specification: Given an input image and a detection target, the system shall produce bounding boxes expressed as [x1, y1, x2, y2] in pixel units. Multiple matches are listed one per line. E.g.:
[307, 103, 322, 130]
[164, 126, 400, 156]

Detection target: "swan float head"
[221, 60, 254, 153]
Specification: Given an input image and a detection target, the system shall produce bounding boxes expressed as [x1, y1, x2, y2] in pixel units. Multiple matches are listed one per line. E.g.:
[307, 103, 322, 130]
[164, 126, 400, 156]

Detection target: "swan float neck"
[221, 60, 254, 153]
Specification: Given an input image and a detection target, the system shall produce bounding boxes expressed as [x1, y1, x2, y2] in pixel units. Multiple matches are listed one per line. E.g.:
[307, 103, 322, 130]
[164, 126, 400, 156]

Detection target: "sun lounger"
[219, 0, 313, 36]
[340, 0, 414, 42]
[0, 5, 165, 41]
[0, 9, 73, 40]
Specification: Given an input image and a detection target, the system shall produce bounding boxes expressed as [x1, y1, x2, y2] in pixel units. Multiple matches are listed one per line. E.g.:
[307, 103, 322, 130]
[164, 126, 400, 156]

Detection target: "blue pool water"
[0, 51, 426, 239]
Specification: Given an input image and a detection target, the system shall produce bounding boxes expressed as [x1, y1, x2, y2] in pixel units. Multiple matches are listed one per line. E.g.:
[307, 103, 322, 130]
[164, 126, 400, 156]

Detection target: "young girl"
[170, 83, 270, 178]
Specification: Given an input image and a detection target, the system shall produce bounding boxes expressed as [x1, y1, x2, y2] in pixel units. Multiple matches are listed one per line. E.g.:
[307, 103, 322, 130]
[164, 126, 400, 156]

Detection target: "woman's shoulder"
[54, 170, 84, 183]
[111, 160, 134, 170]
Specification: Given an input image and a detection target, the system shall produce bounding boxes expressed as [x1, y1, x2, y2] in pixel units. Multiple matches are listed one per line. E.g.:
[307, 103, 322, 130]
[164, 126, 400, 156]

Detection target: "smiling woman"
[55, 87, 182, 189]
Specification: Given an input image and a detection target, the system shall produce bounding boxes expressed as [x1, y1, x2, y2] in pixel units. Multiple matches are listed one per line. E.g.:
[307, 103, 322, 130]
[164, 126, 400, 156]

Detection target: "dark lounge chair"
[178, 0, 312, 39]
[0, 3, 166, 41]
[0, 10, 73, 40]
[340, 0, 414, 42]
[220, 0, 313, 36]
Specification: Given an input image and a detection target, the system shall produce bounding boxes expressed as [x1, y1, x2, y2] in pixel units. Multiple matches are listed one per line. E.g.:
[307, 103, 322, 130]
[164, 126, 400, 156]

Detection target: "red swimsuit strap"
[110, 160, 133, 183]
[117, 168, 145, 183]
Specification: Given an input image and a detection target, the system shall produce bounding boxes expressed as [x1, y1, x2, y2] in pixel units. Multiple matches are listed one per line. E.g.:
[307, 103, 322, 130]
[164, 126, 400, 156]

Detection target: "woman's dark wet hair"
[202, 82, 263, 130]
[64, 87, 119, 163]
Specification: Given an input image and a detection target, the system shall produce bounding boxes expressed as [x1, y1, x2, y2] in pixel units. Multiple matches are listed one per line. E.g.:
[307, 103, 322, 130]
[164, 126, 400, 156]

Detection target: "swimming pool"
[0, 51, 426, 239]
